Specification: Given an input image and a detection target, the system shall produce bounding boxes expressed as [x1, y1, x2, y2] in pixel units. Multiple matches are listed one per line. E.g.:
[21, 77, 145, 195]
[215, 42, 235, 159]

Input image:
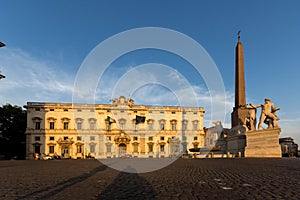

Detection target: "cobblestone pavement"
[0, 158, 299, 200]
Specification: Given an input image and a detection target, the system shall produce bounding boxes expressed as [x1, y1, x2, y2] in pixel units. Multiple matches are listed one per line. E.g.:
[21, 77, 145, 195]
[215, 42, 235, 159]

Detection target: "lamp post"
[0, 41, 6, 79]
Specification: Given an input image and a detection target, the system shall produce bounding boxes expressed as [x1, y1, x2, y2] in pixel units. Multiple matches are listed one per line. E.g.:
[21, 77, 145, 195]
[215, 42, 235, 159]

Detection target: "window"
[64, 109, 68, 112]
[50, 108, 54, 111]
[182, 123, 187, 131]
[193, 112, 197, 114]
[160, 123, 164, 130]
[107, 124, 111, 131]
[194, 136, 198, 141]
[35, 108, 40, 111]
[90, 136, 95, 141]
[77, 145, 82, 153]
[183, 111, 187, 114]
[107, 109, 111, 112]
[77, 122, 82, 130]
[149, 111, 152, 113]
[90, 145, 95, 153]
[133, 144, 138, 153]
[35, 122, 41, 130]
[106, 144, 111, 153]
[77, 109, 82, 112]
[148, 123, 153, 130]
[120, 122, 125, 130]
[148, 136, 153, 141]
[133, 136, 138, 141]
[63, 122, 68, 130]
[133, 110, 137, 113]
[193, 123, 198, 131]
[49, 136, 54, 141]
[34, 145, 40, 154]
[172, 124, 176, 131]
[35, 136, 40, 141]
[160, 144, 165, 152]
[64, 136, 68, 140]
[134, 124, 138, 131]
[160, 111, 164, 114]
[90, 121, 95, 130]
[49, 122, 55, 129]
[120, 110, 124, 113]
[148, 144, 153, 152]
[49, 146, 54, 154]
[77, 136, 82, 141]
[160, 136, 165, 141]
[172, 111, 176, 114]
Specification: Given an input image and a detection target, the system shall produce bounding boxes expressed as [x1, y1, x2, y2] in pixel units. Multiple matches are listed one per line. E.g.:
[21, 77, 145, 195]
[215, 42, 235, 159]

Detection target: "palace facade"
[25, 96, 205, 159]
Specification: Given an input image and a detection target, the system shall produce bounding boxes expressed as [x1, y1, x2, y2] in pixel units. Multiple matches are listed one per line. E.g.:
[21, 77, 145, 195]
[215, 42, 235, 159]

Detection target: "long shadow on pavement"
[97, 165, 156, 200]
[17, 164, 108, 200]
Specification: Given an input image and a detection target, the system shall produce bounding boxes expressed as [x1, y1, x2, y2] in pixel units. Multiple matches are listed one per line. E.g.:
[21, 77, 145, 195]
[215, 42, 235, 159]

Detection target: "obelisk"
[231, 32, 248, 127]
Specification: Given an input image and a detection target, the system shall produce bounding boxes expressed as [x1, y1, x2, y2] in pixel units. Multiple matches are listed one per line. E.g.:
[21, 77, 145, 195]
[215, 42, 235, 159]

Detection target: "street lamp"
[0, 41, 6, 79]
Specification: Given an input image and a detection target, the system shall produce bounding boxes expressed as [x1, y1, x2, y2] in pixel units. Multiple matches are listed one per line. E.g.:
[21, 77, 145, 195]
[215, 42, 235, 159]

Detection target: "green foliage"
[0, 104, 26, 159]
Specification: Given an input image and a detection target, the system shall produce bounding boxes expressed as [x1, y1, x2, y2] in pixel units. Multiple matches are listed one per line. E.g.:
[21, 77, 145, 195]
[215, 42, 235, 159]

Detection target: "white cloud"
[0, 48, 74, 106]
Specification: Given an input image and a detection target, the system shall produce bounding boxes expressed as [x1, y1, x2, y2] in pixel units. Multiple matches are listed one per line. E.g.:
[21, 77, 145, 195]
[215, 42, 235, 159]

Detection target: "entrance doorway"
[118, 143, 126, 157]
[62, 146, 69, 158]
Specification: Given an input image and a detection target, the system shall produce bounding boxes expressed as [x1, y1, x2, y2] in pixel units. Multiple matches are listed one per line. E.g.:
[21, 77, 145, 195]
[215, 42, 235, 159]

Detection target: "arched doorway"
[118, 143, 127, 157]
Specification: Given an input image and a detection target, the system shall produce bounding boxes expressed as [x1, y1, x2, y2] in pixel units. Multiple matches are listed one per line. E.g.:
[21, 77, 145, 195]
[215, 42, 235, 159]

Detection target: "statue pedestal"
[226, 126, 281, 157]
[244, 128, 281, 157]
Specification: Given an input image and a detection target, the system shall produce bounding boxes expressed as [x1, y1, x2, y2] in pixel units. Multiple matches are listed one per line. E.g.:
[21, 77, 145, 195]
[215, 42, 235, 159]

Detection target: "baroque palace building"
[25, 96, 205, 159]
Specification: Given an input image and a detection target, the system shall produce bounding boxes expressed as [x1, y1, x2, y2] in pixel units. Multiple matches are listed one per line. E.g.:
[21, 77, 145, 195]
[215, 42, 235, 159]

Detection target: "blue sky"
[0, 1, 300, 144]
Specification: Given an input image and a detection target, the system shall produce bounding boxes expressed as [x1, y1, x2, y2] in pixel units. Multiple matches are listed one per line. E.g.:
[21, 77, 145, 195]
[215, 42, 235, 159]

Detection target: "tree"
[0, 104, 26, 159]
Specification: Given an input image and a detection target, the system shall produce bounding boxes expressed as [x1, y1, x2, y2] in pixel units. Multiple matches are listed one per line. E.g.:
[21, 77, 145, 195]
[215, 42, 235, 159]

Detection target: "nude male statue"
[256, 98, 280, 129]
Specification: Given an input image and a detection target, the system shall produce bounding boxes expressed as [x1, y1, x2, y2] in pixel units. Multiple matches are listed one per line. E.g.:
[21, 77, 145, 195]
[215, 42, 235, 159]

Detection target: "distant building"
[279, 137, 298, 157]
[25, 96, 205, 159]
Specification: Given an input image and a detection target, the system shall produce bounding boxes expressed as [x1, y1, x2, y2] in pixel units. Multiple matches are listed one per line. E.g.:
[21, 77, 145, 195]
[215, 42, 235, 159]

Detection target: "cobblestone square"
[0, 158, 299, 200]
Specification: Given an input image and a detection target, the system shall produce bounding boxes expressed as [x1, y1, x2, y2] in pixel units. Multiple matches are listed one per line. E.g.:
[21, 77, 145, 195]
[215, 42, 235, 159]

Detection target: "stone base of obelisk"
[226, 126, 281, 158]
[244, 128, 282, 157]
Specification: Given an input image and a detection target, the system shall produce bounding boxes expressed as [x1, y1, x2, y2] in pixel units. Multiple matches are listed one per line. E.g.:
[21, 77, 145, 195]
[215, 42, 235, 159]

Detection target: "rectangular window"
[35, 122, 41, 130]
[160, 136, 164, 141]
[49, 136, 54, 141]
[160, 111, 164, 114]
[63, 122, 68, 130]
[77, 122, 82, 130]
[160, 144, 165, 152]
[172, 111, 176, 114]
[90, 145, 95, 153]
[64, 136, 68, 140]
[148, 144, 153, 152]
[35, 108, 40, 111]
[148, 123, 153, 130]
[182, 124, 187, 131]
[90, 136, 95, 141]
[77, 109, 82, 112]
[49, 122, 55, 129]
[77, 145, 82, 153]
[148, 136, 153, 141]
[106, 145, 111, 153]
[50, 108, 54, 111]
[34, 145, 40, 154]
[77, 136, 82, 141]
[193, 112, 197, 114]
[64, 109, 68, 112]
[120, 123, 125, 131]
[194, 136, 198, 141]
[49, 146, 54, 154]
[160, 123, 164, 130]
[193, 123, 198, 131]
[133, 136, 138, 141]
[133, 110, 137, 113]
[35, 136, 40, 141]
[172, 124, 176, 131]
[133, 144, 138, 153]
[90, 122, 95, 130]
